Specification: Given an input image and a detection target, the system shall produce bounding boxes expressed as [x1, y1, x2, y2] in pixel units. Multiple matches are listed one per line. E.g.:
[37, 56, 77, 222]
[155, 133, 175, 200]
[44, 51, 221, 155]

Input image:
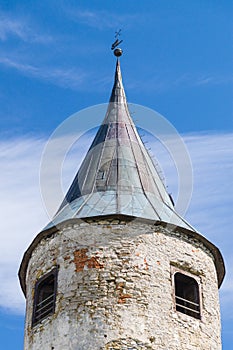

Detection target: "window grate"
[174, 272, 201, 319]
[32, 268, 58, 326]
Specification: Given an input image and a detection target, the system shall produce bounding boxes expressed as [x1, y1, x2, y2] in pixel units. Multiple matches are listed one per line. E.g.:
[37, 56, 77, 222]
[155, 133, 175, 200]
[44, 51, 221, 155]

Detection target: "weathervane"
[111, 29, 123, 57]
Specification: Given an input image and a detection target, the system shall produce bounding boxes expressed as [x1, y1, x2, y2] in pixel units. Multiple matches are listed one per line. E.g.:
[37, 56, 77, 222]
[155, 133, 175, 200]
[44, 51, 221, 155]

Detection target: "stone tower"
[19, 55, 225, 350]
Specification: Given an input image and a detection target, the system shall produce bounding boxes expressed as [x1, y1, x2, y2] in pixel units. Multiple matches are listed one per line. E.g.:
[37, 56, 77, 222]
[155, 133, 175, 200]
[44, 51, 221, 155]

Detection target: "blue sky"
[0, 1, 232, 349]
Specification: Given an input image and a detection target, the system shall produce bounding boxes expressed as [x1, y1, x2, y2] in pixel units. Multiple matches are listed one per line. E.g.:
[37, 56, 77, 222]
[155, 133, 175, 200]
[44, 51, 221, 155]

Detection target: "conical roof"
[19, 58, 225, 296]
[46, 59, 195, 231]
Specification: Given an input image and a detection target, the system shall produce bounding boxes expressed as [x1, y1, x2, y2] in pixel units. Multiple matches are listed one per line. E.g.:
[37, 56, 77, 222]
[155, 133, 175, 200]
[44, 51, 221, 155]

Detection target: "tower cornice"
[18, 214, 225, 296]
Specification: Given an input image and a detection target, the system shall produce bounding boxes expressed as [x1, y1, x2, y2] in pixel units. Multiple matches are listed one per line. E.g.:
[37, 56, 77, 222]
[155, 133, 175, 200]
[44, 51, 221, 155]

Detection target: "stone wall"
[24, 218, 222, 350]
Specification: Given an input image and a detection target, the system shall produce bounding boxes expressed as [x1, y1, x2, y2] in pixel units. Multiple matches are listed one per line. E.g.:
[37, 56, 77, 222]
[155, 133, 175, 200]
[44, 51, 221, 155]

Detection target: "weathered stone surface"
[102, 337, 153, 349]
[24, 218, 222, 350]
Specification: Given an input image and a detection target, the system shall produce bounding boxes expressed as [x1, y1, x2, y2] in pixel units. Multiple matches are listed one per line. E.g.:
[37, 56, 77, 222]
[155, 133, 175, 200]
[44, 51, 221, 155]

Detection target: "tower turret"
[19, 54, 225, 350]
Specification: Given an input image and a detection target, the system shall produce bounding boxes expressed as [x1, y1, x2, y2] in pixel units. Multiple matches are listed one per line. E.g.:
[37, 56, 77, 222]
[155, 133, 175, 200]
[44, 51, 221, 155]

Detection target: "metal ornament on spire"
[111, 29, 123, 57]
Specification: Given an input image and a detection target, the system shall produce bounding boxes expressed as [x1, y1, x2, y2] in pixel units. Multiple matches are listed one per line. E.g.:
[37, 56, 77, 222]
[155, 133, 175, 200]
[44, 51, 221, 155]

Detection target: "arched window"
[32, 268, 58, 326]
[174, 272, 201, 319]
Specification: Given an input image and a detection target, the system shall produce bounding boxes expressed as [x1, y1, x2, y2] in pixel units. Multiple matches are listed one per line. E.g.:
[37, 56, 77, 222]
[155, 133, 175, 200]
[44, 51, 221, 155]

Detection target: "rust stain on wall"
[118, 293, 132, 304]
[144, 258, 149, 270]
[116, 282, 132, 304]
[73, 249, 103, 272]
[87, 256, 103, 269]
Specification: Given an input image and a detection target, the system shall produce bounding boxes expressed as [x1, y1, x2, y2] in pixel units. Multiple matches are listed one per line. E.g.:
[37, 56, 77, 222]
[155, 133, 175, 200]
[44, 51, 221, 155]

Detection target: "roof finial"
[111, 29, 123, 57]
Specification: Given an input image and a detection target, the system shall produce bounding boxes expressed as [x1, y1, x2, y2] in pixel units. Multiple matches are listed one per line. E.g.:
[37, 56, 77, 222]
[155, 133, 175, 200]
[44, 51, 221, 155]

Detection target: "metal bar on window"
[35, 304, 54, 317]
[175, 295, 199, 307]
[36, 293, 54, 307]
[34, 306, 54, 320]
[35, 300, 54, 314]
[176, 303, 200, 314]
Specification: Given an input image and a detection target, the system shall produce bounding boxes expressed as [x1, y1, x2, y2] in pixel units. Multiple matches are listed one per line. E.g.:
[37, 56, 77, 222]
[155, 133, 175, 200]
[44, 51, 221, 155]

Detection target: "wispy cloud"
[65, 8, 142, 30]
[0, 56, 87, 89]
[0, 132, 232, 315]
[0, 137, 47, 313]
[0, 54, 114, 91]
[0, 12, 53, 44]
[0, 16, 26, 41]
[0, 17, 53, 44]
[194, 75, 233, 86]
[145, 131, 233, 313]
[154, 132, 233, 240]
[0, 134, 89, 313]
[128, 72, 233, 93]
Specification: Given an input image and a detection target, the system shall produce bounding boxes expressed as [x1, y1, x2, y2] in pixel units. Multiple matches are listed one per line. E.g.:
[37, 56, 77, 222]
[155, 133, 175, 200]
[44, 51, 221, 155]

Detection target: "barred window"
[174, 272, 201, 319]
[32, 268, 58, 326]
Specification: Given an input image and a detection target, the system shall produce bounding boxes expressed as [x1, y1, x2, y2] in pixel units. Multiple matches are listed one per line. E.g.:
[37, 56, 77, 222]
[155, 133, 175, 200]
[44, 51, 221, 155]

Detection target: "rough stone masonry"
[23, 217, 222, 350]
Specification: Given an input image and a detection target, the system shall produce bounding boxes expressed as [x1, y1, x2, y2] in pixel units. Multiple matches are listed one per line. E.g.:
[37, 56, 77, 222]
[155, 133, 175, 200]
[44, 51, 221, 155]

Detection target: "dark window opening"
[32, 268, 58, 326]
[174, 272, 200, 319]
[97, 170, 106, 180]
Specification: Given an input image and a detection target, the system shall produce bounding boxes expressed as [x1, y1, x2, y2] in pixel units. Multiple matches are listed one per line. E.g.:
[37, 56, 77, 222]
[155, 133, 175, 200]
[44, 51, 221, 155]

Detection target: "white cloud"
[0, 135, 87, 313]
[0, 54, 114, 91]
[194, 75, 233, 86]
[153, 132, 233, 248]
[0, 137, 47, 313]
[128, 72, 233, 93]
[0, 12, 53, 43]
[0, 56, 87, 89]
[154, 132, 233, 320]
[65, 8, 141, 30]
[0, 16, 25, 41]
[183, 133, 233, 321]
[0, 132, 232, 317]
